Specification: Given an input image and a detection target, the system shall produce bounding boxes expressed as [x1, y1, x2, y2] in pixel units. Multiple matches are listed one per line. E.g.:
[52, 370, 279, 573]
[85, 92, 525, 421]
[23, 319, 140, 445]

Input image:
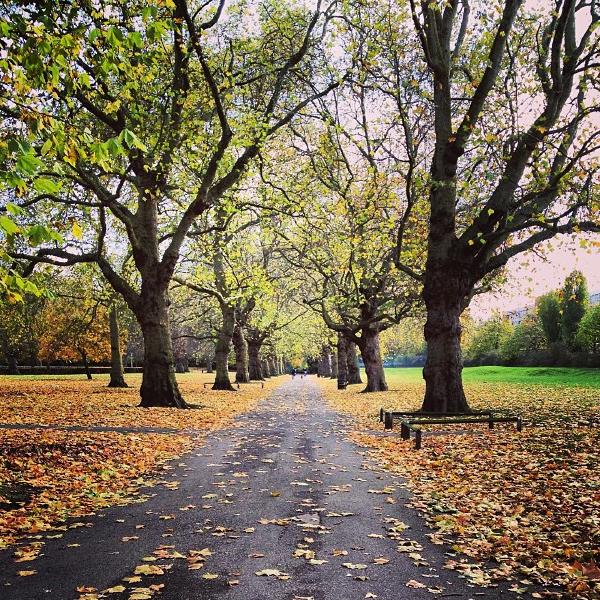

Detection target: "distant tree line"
[464, 271, 600, 367]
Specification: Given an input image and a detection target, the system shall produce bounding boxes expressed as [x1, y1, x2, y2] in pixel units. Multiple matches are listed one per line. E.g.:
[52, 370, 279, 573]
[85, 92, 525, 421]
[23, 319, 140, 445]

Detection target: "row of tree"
[465, 271, 600, 366]
[1, 0, 598, 412]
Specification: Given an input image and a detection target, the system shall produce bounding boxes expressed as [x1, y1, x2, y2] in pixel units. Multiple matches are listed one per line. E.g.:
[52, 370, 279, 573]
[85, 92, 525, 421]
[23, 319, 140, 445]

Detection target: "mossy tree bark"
[356, 329, 387, 392]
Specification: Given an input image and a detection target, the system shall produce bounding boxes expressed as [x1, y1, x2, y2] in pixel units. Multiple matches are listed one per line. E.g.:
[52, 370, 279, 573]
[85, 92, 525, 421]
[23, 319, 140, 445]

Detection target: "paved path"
[0, 377, 515, 600]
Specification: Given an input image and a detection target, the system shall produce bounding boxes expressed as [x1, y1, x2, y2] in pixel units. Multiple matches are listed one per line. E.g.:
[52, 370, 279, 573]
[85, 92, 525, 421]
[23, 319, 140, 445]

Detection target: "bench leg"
[488, 416, 494, 429]
[414, 430, 422, 450]
[379, 407, 384, 423]
[384, 412, 393, 430]
[400, 422, 410, 440]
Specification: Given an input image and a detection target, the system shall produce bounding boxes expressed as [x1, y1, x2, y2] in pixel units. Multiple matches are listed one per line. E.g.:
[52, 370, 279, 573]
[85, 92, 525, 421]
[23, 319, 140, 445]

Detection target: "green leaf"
[16, 152, 44, 176]
[40, 138, 53, 156]
[26, 224, 62, 246]
[129, 31, 143, 49]
[5, 203, 23, 216]
[33, 177, 60, 194]
[119, 129, 147, 151]
[0, 215, 20, 235]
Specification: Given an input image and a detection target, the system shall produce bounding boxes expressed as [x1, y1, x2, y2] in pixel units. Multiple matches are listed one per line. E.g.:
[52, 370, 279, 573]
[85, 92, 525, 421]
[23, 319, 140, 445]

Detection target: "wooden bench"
[379, 408, 522, 450]
[379, 408, 492, 429]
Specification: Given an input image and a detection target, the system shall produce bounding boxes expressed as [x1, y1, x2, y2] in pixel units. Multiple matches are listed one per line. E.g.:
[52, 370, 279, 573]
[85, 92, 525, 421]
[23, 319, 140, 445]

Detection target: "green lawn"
[381, 366, 600, 388]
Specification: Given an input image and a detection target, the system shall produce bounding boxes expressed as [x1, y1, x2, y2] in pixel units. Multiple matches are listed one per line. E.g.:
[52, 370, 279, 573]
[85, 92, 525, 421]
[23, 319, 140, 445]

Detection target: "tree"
[391, 0, 600, 411]
[560, 270, 588, 350]
[0, 287, 46, 373]
[2, 0, 341, 407]
[108, 301, 128, 388]
[463, 313, 513, 365]
[576, 305, 600, 354]
[38, 296, 110, 379]
[345, 339, 363, 384]
[537, 292, 562, 345]
[266, 77, 423, 391]
[500, 314, 547, 364]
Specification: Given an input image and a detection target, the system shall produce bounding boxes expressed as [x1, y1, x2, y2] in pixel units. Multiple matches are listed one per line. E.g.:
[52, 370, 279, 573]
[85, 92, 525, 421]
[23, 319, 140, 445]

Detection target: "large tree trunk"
[346, 339, 362, 384]
[138, 292, 187, 408]
[357, 330, 387, 392]
[108, 303, 128, 388]
[421, 275, 470, 413]
[232, 324, 250, 383]
[248, 340, 263, 380]
[337, 334, 348, 388]
[213, 305, 235, 391]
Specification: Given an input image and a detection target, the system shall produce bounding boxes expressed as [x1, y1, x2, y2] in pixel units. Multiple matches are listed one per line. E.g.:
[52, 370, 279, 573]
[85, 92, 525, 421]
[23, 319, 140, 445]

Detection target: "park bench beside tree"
[355, 0, 600, 411]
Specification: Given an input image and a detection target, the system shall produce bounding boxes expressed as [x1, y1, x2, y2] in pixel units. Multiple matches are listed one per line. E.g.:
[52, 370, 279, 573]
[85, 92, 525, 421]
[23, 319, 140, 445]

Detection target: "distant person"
[292, 368, 296, 378]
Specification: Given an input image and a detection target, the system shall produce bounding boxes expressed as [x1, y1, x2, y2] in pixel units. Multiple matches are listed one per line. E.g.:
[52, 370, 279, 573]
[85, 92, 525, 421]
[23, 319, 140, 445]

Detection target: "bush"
[576, 305, 600, 354]
[500, 315, 547, 364]
[464, 314, 513, 364]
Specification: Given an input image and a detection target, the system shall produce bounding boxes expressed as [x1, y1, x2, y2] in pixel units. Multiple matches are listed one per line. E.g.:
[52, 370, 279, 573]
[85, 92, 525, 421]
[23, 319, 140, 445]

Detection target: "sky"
[470, 233, 600, 320]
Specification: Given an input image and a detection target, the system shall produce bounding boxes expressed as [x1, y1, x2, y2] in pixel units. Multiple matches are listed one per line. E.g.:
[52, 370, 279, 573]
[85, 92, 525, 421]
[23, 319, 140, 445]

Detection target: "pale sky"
[470, 233, 600, 319]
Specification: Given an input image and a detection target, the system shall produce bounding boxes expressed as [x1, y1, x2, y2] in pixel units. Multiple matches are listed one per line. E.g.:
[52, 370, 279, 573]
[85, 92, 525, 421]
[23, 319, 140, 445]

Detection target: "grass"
[381, 365, 600, 388]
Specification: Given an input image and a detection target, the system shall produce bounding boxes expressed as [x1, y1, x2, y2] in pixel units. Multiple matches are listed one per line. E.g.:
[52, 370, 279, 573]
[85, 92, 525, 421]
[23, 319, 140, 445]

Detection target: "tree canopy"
[1, 0, 598, 410]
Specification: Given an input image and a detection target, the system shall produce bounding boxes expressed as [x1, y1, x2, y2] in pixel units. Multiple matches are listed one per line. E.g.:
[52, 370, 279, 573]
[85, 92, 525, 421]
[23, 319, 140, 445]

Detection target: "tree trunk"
[248, 340, 263, 380]
[337, 334, 348, 388]
[346, 339, 362, 384]
[421, 282, 470, 413]
[213, 305, 235, 391]
[81, 350, 92, 381]
[262, 358, 271, 378]
[330, 350, 338, 379]
[268, 355, 277, 376]
[232, 324, 250, 383]
[7, 354, 19, 375]
[319, 345, 332, 377]
[357, 330, 387, 392]
[0, 334, 19, 374]
[108, 303, 128, 388]
[138, 295, 187, 408]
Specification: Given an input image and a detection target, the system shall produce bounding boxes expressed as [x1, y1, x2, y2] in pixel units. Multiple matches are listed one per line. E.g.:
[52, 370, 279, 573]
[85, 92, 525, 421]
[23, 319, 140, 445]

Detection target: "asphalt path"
[0, 376, 519, 600]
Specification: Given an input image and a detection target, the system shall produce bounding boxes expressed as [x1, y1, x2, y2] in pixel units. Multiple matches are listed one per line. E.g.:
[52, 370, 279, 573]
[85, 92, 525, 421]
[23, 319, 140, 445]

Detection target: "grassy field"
[381, 365, 600, 388]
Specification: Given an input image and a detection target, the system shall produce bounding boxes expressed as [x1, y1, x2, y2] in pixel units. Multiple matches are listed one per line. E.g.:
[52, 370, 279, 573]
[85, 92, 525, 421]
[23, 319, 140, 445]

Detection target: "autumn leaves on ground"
[318, 368, 600, 598]
[1, 369, 599, 599]
[0, 372, 279, 549]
